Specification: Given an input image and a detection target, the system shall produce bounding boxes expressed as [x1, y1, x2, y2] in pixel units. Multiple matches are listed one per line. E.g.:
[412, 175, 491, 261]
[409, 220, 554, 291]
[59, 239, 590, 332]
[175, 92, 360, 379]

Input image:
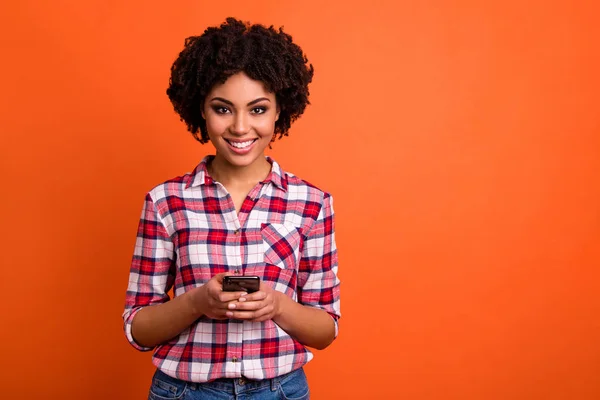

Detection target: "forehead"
[208, 72, 274, 102]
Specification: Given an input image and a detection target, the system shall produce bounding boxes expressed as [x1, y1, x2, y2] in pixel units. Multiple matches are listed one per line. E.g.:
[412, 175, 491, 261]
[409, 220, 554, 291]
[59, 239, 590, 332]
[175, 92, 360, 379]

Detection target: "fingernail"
[226, 311, 233, 317]
[228, 303, 236, 310]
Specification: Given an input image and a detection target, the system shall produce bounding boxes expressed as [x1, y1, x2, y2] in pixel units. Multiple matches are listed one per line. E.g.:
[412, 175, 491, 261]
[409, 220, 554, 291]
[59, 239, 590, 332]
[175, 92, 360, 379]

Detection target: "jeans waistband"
[155, 367, 303, 394]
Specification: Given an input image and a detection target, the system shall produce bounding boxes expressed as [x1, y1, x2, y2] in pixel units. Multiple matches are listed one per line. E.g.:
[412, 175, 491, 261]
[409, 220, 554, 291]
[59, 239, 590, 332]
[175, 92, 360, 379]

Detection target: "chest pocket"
[261, 223, 303, 270]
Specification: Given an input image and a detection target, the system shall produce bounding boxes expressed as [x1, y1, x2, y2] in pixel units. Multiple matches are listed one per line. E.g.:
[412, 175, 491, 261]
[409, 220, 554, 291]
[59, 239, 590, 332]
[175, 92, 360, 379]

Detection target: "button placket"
[231, 225, 243, 275]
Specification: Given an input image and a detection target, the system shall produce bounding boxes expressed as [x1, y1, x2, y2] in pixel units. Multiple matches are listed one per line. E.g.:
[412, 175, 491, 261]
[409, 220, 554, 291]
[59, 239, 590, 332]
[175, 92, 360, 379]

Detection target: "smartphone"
[222, 275, 260, 293]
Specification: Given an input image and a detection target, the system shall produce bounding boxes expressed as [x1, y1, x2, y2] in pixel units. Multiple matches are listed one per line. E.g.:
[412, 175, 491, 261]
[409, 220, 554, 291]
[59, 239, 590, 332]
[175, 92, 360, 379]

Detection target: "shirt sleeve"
[297, 193, 341, 338]
[122, 193, 176, 351]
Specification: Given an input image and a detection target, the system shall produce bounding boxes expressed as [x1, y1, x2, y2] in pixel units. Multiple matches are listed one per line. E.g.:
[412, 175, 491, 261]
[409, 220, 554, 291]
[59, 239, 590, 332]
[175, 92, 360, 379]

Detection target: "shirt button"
[234, 229, 240, 235]
[234, 269, 241, 275]
[232, 356, 238, 362]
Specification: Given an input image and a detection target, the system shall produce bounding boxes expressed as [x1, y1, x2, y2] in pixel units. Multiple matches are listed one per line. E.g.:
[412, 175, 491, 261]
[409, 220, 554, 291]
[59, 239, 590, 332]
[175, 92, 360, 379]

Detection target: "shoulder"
[145, 172, 194, 203]
[283, 170, 334, 211]
[272, 156, 332, 204]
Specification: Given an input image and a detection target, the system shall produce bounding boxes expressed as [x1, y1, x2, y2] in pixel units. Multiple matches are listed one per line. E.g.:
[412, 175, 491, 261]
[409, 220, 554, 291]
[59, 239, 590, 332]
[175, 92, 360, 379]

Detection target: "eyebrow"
[210, 97, 271, 106]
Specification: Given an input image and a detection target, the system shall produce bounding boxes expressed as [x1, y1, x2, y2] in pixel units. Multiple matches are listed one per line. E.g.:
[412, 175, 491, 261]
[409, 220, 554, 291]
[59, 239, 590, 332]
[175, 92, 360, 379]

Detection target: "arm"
[227, 194, 341, 350]
[131, 274, 244, 348]
[131, 289, 202, 348]
[226, 286, 336, 350]
[273, 292, 336, 350]
[122, 194, 244, 350]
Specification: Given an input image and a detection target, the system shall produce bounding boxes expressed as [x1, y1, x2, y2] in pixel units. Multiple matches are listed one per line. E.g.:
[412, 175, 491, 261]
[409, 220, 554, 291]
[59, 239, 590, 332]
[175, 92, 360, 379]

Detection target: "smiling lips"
[225, 138, 258, 154]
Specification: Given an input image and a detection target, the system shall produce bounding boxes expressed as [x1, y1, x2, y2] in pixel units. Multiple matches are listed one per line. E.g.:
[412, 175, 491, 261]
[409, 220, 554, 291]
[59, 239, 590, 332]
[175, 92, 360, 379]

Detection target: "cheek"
[205, 116, 226, 135]
[256, 117, 277, 137]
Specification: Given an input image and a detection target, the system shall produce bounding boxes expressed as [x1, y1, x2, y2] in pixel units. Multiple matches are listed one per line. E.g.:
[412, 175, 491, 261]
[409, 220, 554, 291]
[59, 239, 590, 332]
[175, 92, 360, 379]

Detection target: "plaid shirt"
[122, 156, 340, 383]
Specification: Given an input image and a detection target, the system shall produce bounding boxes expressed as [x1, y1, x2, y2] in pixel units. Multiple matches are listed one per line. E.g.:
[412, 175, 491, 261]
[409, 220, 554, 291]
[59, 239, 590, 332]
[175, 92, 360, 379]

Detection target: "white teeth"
[229, 140, 254, 149]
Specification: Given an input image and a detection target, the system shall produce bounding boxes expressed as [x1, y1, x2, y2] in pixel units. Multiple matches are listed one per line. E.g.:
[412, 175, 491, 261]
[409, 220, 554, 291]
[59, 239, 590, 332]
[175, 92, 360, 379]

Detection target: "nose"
[230, 112, 250, 136]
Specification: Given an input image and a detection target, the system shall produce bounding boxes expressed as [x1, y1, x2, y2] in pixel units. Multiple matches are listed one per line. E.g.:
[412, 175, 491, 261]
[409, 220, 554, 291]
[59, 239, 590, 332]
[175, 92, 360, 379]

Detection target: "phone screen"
[223, 276, 260, 293]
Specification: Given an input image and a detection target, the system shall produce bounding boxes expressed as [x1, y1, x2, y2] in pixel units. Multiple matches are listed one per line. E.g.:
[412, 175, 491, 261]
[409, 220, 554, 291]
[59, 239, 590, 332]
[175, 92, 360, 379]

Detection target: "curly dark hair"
[166, 17, 314, 144]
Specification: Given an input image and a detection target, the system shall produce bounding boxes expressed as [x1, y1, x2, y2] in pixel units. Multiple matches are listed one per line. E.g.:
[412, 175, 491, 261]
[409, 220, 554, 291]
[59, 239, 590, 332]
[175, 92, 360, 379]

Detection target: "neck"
[208, 155, 271, 186]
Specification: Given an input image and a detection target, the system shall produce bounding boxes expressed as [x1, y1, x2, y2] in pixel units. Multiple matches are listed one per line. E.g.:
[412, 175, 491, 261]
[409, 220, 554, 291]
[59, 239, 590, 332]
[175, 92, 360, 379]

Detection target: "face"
[202, 72, 279, 171]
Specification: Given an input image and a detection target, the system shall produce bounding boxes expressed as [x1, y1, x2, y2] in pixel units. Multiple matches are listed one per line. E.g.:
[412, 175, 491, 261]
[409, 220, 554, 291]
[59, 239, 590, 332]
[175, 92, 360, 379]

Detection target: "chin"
[221, 153, 263, 168]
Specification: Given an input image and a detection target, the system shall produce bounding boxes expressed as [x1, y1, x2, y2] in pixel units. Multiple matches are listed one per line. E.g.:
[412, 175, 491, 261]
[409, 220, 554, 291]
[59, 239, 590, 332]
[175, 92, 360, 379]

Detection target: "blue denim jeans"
[148, 368, 310, 400]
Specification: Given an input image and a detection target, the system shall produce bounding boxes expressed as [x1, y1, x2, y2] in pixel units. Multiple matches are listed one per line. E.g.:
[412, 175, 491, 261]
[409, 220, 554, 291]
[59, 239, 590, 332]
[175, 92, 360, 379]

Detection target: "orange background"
[1, 1, 599, 399]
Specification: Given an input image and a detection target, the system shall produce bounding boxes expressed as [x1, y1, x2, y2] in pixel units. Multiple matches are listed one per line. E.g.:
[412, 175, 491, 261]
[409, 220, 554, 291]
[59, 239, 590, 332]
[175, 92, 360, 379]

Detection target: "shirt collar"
[185, 155, 288, 192]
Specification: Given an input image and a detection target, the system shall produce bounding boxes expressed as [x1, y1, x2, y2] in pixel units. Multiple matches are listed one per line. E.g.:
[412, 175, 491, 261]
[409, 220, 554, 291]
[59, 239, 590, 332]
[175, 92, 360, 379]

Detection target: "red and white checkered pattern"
[122, 156, 340, 383]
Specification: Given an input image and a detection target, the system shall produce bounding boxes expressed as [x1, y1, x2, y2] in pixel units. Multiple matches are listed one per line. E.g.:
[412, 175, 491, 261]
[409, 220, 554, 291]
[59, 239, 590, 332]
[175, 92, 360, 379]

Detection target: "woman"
[122, 17, 341, 400]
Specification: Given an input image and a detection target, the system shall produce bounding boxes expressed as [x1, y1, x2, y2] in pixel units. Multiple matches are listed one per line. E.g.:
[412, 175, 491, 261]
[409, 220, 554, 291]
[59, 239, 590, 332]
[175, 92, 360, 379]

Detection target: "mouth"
[224, 138, 258, 154]
[225, 139, 258, 151]
[225, 139, 257, 149]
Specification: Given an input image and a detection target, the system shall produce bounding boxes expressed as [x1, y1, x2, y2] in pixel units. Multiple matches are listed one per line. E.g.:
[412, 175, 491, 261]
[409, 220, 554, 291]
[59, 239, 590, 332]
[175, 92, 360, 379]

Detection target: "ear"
[201, 100, 207, 119]
[275, 106, 280, 121]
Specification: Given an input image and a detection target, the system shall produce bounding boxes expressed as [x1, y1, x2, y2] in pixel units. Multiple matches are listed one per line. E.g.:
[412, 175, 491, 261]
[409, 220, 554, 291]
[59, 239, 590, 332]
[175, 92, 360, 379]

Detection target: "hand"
[225, 282, 285, 322]
[190, 273, 246, 320]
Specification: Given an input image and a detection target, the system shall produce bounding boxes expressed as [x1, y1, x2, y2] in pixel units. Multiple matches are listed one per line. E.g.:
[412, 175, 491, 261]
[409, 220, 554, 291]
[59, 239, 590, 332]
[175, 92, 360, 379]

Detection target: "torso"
[127, 157, 339, 382]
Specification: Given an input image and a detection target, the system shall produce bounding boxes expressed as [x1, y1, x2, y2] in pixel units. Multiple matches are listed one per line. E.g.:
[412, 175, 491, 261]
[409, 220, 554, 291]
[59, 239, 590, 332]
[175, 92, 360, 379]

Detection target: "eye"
[212, 106, 230, 114]
[251, 107, 267, 115]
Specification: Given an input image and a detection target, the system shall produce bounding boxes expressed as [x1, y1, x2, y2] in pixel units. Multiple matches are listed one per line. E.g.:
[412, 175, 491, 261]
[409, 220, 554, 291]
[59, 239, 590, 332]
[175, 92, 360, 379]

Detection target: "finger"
[209, 301, 235, 313]
[228, 300, 266, 311]
[238, 291, 267, 302]
[226, 310, 259, 320]
[248, 305, 274, 321]
[217, 291, 247, 303]
[252, 312, 274, 323]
